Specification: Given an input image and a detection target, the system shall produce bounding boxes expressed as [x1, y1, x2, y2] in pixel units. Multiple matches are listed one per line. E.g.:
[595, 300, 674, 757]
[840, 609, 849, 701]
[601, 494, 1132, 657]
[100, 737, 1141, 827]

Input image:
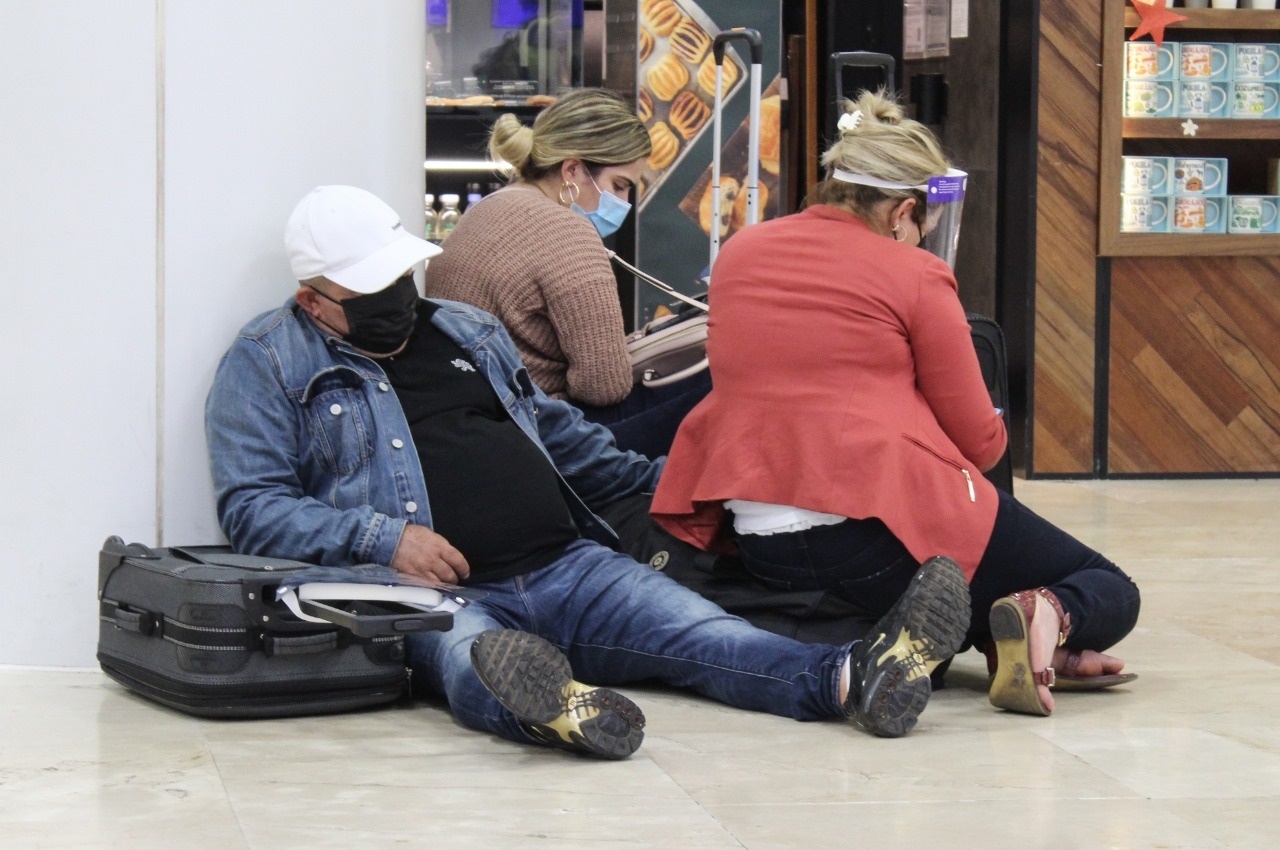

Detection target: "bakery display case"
[424, 1, 585, 200]
[425, 0, 582, 105]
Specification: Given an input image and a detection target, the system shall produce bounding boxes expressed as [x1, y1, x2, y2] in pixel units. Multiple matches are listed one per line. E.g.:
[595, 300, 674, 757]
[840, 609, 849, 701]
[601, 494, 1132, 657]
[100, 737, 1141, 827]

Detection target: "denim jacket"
[205, 297, 663, 566]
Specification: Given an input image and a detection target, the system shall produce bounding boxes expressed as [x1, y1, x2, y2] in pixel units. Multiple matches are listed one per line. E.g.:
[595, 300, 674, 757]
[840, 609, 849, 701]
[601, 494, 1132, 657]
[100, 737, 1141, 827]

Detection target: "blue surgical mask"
[571, 173, 632, 238]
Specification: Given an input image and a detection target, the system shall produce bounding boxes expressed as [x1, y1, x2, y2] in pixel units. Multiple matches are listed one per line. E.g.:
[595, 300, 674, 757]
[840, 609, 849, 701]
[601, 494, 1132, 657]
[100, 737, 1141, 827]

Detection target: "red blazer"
[651, 205, 1007, 578]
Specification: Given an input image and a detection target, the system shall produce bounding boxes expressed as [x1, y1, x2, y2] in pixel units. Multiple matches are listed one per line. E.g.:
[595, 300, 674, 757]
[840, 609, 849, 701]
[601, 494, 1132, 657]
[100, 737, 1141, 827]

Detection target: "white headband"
[830, 169, 928, 192]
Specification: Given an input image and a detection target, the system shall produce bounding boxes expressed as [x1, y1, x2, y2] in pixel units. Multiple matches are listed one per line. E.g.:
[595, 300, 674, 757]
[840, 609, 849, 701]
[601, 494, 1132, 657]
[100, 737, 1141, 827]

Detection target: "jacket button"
[391, 439, 405, 449]
[378, 382, 390, 391]
[405, 501, 418, 513]
[329, 404, 342, 415]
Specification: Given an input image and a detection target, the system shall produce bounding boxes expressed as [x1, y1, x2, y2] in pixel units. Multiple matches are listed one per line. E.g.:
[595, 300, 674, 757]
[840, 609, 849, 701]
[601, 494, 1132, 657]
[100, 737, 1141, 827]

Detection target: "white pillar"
[0, 0, 426, 667]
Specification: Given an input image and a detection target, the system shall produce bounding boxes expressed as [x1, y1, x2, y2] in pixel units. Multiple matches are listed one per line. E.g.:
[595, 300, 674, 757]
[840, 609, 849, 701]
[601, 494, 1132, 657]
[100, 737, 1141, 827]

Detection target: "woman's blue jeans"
[407, 539, 852, 745]
[735, 489, 1140, 652]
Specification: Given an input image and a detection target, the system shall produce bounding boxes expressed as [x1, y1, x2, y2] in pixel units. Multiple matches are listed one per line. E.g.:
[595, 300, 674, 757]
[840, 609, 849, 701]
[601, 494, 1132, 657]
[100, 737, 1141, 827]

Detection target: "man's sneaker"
[845, 556, 971, 738]
[470, 630, 645, 759]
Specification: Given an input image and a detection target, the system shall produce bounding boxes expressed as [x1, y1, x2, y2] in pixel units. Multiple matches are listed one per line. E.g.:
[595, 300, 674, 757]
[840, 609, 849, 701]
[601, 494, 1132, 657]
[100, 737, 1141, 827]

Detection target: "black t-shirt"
[379, 303, 579, 582]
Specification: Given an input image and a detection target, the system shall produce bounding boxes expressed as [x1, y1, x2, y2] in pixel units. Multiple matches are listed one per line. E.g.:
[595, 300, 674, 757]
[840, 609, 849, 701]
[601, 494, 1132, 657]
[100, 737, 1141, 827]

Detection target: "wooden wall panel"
[1032, 0, 1104, 474]
[1110, 257, 1280, 473]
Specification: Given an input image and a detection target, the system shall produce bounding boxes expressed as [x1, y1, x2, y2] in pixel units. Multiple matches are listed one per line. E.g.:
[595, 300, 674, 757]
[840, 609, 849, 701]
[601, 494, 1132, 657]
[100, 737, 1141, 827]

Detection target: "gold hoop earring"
[558, 181, 580, 206]
[892, 224, 904, 242]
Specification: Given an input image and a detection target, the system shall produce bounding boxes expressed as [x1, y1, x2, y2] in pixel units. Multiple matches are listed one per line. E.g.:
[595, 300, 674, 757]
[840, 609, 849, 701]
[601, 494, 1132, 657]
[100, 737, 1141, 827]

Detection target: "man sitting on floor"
[204, 184, 971, 758]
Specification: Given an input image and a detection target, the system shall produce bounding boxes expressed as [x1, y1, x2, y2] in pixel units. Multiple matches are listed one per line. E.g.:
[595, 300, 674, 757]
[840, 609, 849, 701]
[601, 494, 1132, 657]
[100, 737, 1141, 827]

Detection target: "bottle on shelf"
[437, 193, 461, 241]
[465, 182, 484, 212]
[424, 193, 438, 242]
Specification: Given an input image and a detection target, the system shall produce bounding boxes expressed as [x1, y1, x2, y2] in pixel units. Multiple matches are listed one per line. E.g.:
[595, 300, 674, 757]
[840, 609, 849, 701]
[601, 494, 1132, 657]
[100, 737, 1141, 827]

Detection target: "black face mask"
[312, 274, 418, 354]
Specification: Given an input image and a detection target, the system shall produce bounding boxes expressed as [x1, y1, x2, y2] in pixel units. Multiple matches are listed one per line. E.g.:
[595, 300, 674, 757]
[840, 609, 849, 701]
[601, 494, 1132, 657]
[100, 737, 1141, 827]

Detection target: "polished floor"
[3, 479, 1279, 849]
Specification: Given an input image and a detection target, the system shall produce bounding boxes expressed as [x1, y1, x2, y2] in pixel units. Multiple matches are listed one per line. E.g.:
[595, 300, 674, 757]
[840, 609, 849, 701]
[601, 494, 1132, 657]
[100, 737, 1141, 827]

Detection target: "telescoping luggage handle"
[710, 27, 763, 272]
[830, 51, 895, 142]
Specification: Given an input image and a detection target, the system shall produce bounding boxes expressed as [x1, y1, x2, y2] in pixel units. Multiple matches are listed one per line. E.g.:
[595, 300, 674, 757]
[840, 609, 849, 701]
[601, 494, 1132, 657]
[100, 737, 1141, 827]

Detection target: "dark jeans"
[576, 368, 712, 460]
[735, 489, 1140, 652]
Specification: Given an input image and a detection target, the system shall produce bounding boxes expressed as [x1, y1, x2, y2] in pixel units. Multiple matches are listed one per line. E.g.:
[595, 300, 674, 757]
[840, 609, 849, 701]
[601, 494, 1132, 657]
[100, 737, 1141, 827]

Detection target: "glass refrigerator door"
[426, 0, 583, 105]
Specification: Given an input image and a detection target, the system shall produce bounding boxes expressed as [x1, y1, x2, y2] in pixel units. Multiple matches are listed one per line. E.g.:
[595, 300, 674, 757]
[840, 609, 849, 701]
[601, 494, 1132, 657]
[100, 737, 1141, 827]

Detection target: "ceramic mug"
[1172, 158, 1225, 194]
[1124, 80, 1176, 117]
[1173, 195, 1221, 232]
[1122, 156, 1171, 194]
[1180, 43, 1231, 80]
[1176, 81, 1229, 117]
[1233, 44, 1280, 81]
[1121, 194, 1171, 232]
[1210, 0, 1238, 8]
[1126, 42, 1176, 79]
[1228, 195, 1279, 233]
[1231, 82, 1280, 118]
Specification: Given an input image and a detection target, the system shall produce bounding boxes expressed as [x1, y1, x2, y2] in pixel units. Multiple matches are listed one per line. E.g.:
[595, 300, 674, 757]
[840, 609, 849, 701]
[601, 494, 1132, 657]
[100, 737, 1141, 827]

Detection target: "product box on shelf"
[1227, 195, 1280, 234]
[1172, 157, 1228, 195]
[1179, 42, 1232, 82]
[1230, 81, 1280, 118]
[1173, 195, 1226, 234]
[1125, 41, 1177, 80]
[1122, 156, 1172, 194]
[1120, 194, 1172, 232]
[1177, 80, 1230, 117]
[1232, 43, 1280, 83]
[1124, 78, 1177, 117]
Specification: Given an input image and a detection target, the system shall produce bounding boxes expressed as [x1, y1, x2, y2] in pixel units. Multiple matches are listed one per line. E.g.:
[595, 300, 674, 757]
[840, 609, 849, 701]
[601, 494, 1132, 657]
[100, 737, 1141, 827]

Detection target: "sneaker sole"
[470, 630, 645, 759]
[852, 556, 971, 737]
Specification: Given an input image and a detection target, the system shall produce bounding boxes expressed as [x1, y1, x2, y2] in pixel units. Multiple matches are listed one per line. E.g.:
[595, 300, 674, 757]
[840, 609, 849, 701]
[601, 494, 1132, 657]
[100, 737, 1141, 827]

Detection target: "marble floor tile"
[2, 479, 1278, 849]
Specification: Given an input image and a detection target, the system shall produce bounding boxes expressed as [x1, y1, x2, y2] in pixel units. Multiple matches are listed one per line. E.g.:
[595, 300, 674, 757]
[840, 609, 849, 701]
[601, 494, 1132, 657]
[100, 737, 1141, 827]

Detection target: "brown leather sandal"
[988, 588, 1070, 716]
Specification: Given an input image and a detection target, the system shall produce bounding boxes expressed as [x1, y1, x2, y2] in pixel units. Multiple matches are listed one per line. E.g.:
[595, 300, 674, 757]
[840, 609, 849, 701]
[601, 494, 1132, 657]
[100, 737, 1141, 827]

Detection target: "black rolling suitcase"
[967, 313, 1014, 494]
[96, 536, 457, 719]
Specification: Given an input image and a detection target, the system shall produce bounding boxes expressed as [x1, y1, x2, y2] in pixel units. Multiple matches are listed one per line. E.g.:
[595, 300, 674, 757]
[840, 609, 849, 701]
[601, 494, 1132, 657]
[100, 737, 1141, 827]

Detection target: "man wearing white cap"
[205, 185, 970, 759]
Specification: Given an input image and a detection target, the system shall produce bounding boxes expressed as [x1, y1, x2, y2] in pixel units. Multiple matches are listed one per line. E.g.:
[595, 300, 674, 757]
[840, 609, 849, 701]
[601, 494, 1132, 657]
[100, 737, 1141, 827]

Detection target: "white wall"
[0, 0, 426, 667]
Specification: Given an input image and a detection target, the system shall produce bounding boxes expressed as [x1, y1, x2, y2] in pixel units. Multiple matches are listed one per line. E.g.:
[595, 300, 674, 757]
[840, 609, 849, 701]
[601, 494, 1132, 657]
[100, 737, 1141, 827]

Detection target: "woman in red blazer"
[653, 91, 1140, 717]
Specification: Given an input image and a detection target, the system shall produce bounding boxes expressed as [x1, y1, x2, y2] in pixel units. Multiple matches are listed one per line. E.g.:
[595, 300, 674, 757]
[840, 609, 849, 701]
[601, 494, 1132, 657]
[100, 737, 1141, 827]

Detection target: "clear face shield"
[831, 167, 968, 269]
[919, 169, 967, 269]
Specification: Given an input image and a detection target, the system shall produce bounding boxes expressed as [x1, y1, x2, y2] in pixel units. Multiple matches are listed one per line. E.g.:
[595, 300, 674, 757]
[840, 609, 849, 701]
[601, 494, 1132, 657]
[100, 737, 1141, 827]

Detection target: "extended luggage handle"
[829, 51, 896, 144]
[710, 28, 763, 273]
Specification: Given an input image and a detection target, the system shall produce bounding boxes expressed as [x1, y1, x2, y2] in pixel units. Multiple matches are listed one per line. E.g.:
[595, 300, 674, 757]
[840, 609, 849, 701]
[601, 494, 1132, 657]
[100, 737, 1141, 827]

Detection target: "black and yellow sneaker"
[845, 556, 971, 738]
[470, 630, 646, 759]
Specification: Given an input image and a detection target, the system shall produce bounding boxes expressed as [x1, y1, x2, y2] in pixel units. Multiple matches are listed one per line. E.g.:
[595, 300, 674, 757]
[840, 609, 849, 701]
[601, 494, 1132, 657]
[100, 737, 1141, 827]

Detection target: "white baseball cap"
[285, 185, 442, 294]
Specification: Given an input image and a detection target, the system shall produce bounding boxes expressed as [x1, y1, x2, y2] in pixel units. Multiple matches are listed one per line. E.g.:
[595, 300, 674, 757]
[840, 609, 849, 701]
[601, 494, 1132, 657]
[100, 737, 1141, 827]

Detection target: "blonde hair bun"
[488, 113, 534, 173]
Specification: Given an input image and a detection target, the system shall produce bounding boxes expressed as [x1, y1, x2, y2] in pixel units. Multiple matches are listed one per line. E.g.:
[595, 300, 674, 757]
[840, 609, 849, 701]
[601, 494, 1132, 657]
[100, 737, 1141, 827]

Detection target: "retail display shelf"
[1104, 232, 1280, 256]
[1124, 8, 1280, 29]
[1121, 118, 1280, 139]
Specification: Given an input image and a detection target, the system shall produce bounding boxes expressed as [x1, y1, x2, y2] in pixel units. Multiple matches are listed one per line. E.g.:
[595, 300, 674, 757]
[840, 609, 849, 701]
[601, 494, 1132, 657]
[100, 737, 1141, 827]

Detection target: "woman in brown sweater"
[424, 89, 710, 458]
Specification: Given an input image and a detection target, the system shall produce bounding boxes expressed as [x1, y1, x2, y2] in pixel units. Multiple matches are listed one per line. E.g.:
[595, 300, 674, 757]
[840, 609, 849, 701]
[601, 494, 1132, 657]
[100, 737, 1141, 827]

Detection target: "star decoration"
[1181, 119, 1199, 136]
[1128, 0, 1187, 48]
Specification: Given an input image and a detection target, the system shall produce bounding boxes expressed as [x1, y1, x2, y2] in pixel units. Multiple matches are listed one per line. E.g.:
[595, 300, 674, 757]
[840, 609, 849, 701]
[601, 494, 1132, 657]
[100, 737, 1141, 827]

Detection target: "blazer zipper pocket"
[902, 435, 976, 503]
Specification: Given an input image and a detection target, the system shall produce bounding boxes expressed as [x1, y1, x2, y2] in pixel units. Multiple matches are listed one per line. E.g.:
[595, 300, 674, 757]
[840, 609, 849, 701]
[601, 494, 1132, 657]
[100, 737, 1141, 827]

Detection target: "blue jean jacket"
[205, 297, 664, 566]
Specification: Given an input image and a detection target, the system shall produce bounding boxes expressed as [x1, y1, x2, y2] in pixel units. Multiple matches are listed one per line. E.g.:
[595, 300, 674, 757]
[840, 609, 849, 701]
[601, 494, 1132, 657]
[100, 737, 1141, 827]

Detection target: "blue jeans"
[576, 369, 712, 460]
[406, 539, 851, 745]
[736, 489, 1140, 652]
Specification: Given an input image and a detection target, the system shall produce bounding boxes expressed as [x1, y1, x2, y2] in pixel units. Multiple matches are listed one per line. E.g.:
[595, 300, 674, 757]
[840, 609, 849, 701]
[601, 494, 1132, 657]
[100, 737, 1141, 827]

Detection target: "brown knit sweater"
[423, 187, 632, 405]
